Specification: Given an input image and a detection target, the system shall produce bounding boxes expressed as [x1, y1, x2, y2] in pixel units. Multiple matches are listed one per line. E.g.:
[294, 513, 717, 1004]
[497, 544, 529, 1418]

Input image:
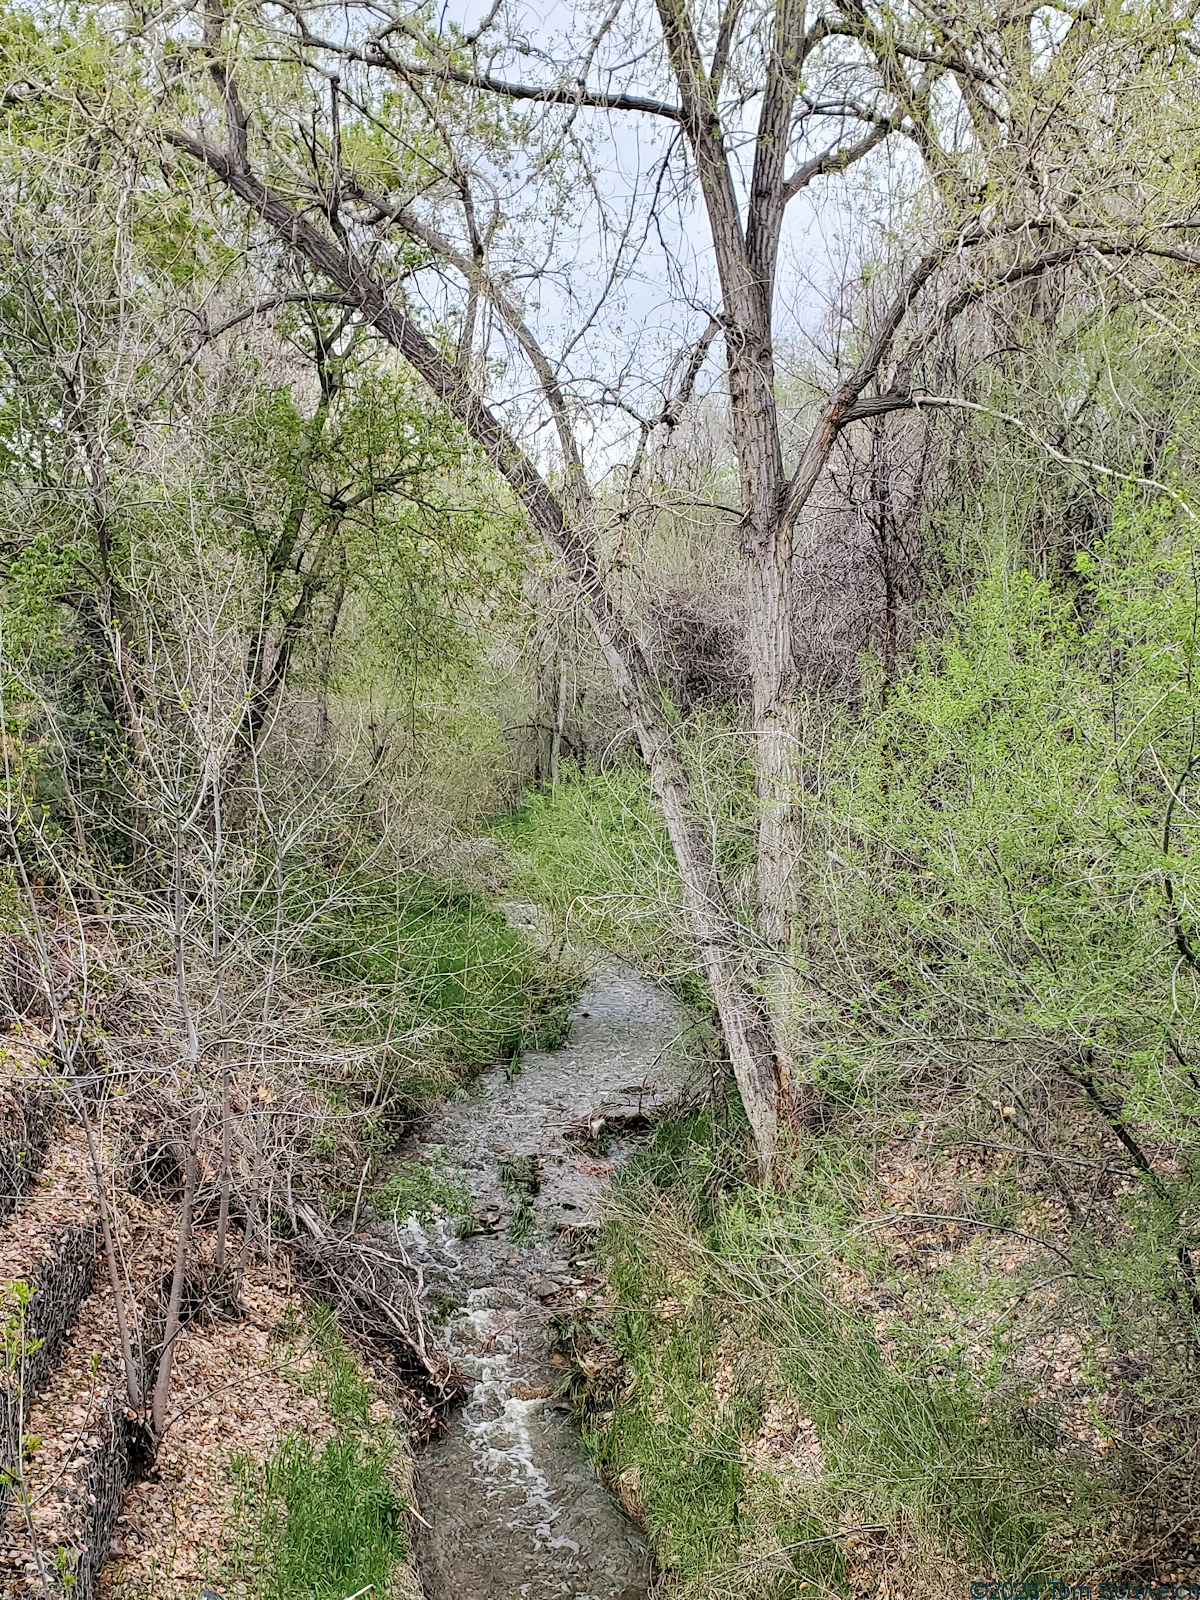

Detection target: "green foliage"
[369, 1161, 472, 1225]
[594, 1112, 1122, 1596]
[0, 1278, 41, 1496]
[228, 1306, 405, 1600]
[802, 487, 1200, 1231]
[288, 1304, 376, 1427]
[568, 450, 1200, 1593]
[640, 466, 1200, 1586]
[0, 1276, 37, 1371]
[493, 766, 707, 997]
[0, 1, 531, 874]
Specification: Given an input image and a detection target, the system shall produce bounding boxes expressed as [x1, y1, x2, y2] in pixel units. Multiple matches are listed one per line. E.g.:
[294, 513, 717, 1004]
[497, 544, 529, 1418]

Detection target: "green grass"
[587, 1107, 1123, 1598]
[229, 1433, 405, 1600]
[492, 769, 683, 954]
[369, 1160, 472, 1225]
[492, 767, 722, 1009]
[311, 875, 580, 1107]
[288, 1303, 376, 1424]
[226, 1306, 407, 1600]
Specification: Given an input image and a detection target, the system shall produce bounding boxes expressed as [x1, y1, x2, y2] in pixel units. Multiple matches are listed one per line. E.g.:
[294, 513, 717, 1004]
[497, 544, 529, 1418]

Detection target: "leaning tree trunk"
[165, 131, 789, 1171]
[589, 618, 784, 1167]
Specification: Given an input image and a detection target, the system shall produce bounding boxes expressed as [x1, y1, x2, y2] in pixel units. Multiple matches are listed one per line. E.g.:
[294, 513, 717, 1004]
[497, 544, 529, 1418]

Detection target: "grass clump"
[499, 1153, 540, 1242]
[370, 1160, 472, 1225]
[226, 1305, 408, 1600]
[288, 1303, 376, 1424]
[230, 1433, 405, 1600]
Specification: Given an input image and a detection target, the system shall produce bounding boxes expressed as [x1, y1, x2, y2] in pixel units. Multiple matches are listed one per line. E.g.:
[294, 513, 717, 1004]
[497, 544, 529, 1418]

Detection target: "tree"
[104, 0, 1200, 1168]
[0, 5, 521, 1449]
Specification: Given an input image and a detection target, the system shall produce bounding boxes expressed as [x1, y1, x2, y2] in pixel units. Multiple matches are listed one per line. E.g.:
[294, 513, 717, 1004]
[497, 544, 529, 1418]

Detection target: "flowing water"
[396, 923, 692, 1600]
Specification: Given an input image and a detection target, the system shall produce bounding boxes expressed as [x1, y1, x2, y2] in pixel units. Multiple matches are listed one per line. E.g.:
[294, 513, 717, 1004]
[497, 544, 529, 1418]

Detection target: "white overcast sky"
[393, 0, 909, 464]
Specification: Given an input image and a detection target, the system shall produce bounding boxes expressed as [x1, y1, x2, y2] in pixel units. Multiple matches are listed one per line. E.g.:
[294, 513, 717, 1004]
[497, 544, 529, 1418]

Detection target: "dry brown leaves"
[0, 1123, 354, 1600]
[95, 1266, 331, 1599]
[0, 1235, 126, 1592]
[0, 1123, 97, 1282]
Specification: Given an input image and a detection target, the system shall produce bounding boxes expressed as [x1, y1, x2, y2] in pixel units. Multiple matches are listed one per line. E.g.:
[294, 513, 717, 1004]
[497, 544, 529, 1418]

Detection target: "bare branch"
[272, 9, 684, 122]
[782, 119, 896, 202]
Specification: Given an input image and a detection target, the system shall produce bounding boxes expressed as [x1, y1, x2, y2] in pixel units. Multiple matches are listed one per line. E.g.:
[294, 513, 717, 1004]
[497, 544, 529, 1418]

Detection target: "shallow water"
[398, 937, 691, 1600]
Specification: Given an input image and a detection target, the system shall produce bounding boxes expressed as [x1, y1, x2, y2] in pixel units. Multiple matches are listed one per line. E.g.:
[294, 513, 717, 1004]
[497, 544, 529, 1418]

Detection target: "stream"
[395, 919, 692, 1600]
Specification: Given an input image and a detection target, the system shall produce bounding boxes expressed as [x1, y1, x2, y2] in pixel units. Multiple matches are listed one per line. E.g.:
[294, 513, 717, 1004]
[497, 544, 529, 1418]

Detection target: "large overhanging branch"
[272, 5, 684, 122]
[782, 118, 896, 202]
[275, 0, 916, 335]
[160, 123, 703, 750]
[396, 62, 683, 122]
[163, 136, 567, 542]
[344, 179, 587, 489]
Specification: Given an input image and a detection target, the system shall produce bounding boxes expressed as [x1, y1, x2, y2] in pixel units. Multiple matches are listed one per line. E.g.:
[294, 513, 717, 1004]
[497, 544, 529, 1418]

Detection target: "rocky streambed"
[396, 940, 693, 1600]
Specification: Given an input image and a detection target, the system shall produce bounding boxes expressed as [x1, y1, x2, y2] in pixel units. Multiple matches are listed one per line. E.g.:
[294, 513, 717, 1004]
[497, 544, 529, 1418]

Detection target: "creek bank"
[394, 939, 694, 1600]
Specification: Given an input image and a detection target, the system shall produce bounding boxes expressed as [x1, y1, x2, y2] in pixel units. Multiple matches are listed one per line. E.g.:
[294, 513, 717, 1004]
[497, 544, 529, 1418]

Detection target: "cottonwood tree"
[107, 0, 1200, 1167]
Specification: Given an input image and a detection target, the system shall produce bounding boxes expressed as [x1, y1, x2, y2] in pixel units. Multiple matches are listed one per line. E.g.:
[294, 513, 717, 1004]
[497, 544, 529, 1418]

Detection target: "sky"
[412, 0, 896, 432]
[343, 0, 908, 472]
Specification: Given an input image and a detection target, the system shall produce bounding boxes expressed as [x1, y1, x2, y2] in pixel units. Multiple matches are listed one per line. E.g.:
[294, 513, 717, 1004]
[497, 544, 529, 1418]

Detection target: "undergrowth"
[311, 874, 580, 1109]
[492, 766, 708, 1006]
[226, 1306, 409, 1600]
[588, 1104, 1130, 1598]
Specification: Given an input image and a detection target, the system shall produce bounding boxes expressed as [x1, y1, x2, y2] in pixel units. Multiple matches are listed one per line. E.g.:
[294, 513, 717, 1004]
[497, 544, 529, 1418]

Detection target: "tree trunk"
[549, 658, 567, 790]
[651, 0, 802, 1118]
[151, 1116, 199, 1438]
[587, 622, 783, 1166]
[168, 130, 791, 1170]
[744, 505, 797, 960]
